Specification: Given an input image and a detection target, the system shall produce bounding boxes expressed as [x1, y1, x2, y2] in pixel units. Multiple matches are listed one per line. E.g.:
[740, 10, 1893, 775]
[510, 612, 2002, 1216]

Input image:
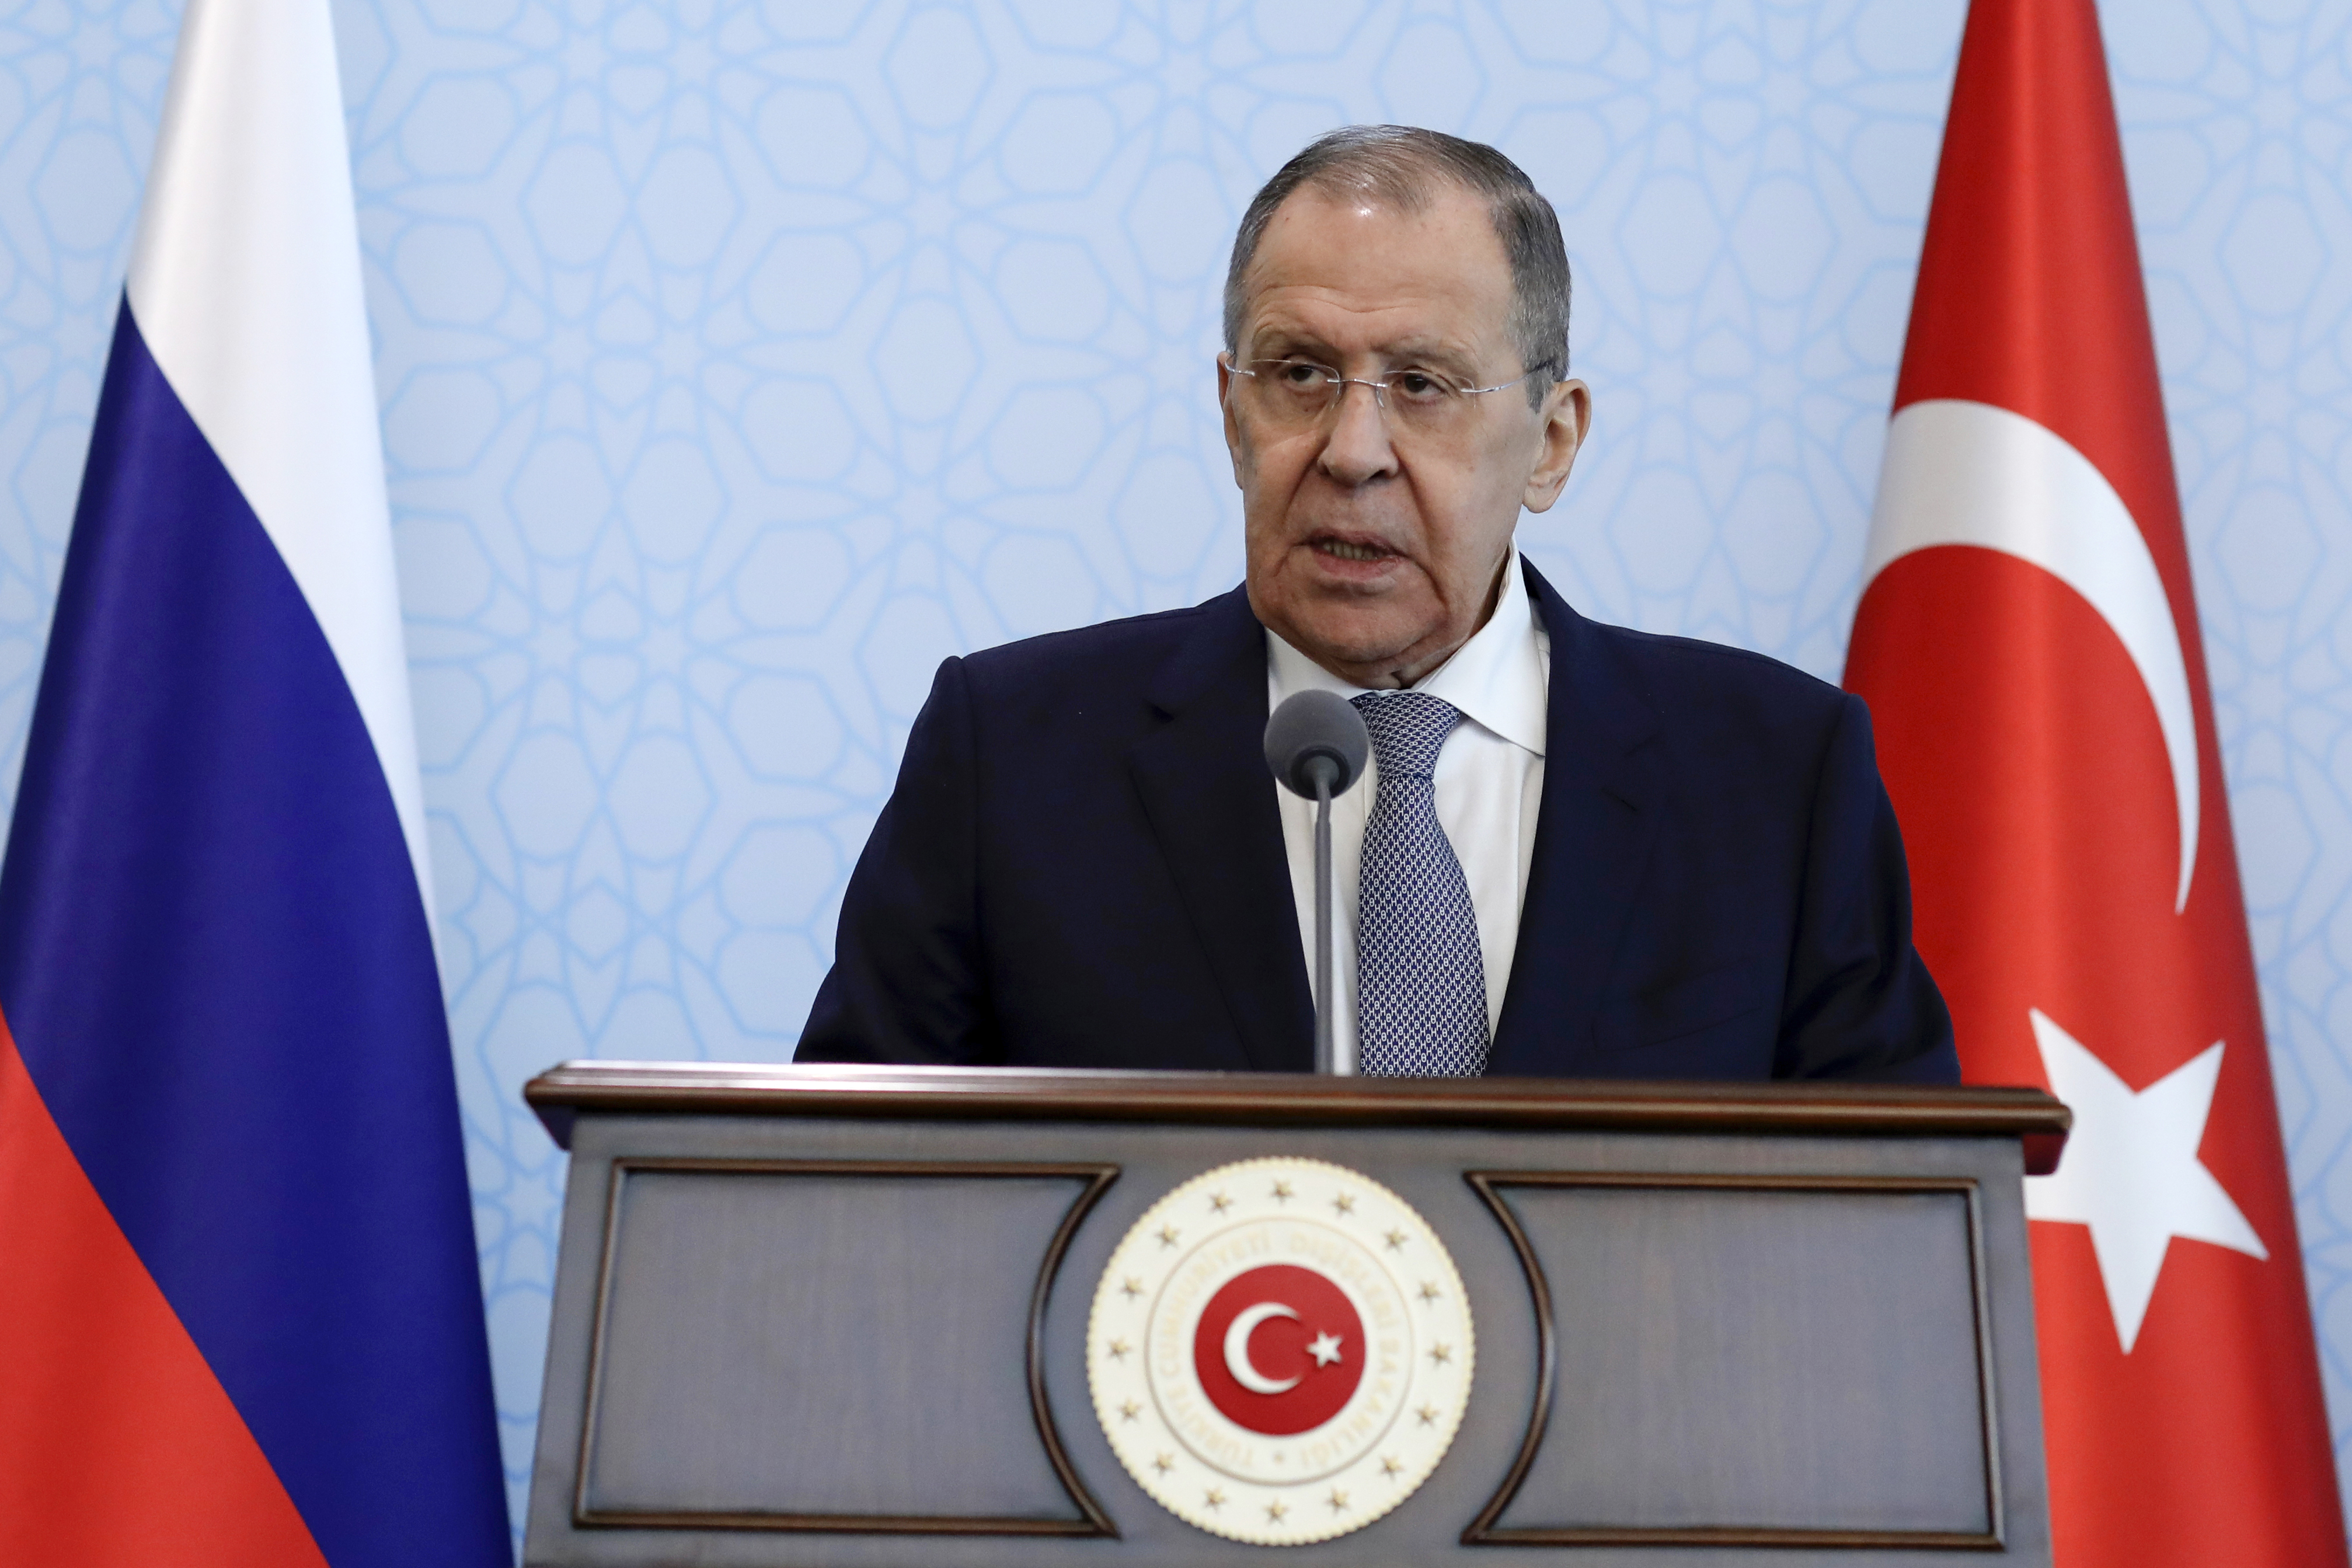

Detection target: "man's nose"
[1316, 380, 1398, 487]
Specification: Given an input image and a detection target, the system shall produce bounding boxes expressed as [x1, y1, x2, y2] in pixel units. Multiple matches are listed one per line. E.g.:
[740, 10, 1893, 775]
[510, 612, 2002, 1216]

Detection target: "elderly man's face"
[1222, 186, 1590, 688]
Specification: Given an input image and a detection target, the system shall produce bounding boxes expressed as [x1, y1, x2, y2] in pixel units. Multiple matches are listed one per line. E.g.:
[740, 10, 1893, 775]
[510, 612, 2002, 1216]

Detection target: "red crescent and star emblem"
[1195, 1264, 1364, 1434]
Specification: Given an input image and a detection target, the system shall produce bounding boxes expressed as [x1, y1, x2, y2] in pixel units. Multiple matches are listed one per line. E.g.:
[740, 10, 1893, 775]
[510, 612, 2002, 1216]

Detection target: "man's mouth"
[1312, 537, 1395, 563]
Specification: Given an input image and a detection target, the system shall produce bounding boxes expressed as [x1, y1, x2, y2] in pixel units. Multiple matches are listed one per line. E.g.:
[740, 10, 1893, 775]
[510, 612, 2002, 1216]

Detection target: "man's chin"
[1273, 611, 1441, 684]
[1249, 566, 1449, 673]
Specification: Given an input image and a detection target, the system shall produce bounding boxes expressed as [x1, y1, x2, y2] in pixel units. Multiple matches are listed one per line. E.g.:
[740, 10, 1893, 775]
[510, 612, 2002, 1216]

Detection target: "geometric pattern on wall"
[6, 0, 2352, 1546]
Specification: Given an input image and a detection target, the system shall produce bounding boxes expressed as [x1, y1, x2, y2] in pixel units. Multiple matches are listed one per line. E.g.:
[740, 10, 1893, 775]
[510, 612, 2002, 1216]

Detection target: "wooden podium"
[521, 1064, 2067, 1566]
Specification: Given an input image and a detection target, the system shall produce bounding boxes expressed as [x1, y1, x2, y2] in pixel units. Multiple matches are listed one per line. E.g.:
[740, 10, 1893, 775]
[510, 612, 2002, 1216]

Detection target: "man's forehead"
[1239, 184, 1513, 349]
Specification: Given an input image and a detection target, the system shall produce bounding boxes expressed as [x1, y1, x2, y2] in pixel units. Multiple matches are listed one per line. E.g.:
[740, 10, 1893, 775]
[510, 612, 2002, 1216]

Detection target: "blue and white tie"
[1352, 691, 1490, 1076]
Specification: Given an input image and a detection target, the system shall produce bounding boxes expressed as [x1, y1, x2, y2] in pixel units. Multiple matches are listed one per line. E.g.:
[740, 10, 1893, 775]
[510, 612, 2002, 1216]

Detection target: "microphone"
[1264, 688, 1369, 800]
[1264, 691, 1370, 1075]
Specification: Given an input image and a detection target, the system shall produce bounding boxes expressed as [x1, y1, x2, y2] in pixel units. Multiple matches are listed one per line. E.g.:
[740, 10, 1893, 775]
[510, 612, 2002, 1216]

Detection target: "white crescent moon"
[1223, 1302, 1301, 1395]
[1863, 399, 2200, 912]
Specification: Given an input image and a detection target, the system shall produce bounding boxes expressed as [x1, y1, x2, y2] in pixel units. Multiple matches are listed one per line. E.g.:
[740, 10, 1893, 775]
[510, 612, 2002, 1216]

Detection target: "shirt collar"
[1265, 546, 1548, 758]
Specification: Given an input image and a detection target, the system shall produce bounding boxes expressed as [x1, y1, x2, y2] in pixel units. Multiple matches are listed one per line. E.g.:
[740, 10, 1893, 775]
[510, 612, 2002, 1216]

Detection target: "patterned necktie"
[1351, 691, 1490, 1076]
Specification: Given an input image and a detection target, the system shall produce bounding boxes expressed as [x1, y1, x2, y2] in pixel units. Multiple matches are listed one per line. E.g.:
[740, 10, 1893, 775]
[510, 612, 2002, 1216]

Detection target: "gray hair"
[1222, 126, 1571, 406]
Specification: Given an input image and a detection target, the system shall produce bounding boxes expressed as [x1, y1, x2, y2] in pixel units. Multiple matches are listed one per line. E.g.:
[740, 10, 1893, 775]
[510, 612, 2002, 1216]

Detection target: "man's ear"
[1522, 377, 1591, 514]
[1218, 356, 1245, 488]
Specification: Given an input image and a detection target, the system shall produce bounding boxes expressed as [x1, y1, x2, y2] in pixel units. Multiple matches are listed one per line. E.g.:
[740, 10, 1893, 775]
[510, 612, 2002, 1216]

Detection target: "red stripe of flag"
[0, 1014, 328, 1566]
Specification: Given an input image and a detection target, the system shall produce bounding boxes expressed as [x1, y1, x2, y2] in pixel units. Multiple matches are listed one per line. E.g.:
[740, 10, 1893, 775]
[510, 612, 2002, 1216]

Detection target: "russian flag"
[0, 1, 510, 1563]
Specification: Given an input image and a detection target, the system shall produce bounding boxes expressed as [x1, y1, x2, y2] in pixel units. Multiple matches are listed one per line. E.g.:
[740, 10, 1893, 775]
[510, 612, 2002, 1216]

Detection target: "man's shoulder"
[1599, 621, 1841, 697]
[1524, 560, 1848, 733]
[1570, 615, 1854, 741]
[959, 590, 1246, 700]
[1590, 621, 1844, 705]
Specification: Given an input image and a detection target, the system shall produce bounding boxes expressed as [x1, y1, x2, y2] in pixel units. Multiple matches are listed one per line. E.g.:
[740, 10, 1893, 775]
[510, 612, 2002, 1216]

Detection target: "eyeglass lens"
[1232, 359, 1511, 432]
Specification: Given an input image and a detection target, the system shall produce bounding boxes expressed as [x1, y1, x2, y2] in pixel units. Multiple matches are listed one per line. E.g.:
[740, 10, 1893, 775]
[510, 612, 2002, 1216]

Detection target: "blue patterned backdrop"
[5, 0, 2351, 1545]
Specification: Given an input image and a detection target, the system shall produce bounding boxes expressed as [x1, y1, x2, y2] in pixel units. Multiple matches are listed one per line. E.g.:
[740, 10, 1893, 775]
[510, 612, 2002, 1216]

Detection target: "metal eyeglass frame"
[1222, 353, 1555, 417]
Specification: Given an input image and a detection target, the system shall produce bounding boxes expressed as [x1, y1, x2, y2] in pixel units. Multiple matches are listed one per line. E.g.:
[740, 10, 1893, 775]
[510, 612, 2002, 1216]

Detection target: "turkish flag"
[1844, 1, 2345, 1563]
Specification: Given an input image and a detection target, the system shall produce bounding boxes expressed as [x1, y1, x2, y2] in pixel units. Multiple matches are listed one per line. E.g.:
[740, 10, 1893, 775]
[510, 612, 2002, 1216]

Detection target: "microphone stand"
[1309, 758, 1346, 1076]
[1262, 688, 1367, 1077]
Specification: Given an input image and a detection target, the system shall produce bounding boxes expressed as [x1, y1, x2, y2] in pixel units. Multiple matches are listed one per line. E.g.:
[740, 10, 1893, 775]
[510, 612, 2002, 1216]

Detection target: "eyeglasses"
[1223, 354, 1550, 435]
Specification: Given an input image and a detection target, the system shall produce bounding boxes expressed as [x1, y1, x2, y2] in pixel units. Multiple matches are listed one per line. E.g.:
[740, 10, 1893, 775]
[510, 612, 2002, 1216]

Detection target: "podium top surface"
[527, 1062, 2069, 1175]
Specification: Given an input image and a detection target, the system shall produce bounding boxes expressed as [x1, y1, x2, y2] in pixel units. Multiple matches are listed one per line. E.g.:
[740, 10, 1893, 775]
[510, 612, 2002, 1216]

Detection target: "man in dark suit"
[797, 127, 1956, 1083]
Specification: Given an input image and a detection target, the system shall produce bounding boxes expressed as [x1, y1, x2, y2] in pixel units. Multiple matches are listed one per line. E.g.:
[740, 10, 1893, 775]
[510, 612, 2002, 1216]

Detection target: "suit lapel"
[1128, 588, 1316, 1073]
[1488, 563, 1662, 1075]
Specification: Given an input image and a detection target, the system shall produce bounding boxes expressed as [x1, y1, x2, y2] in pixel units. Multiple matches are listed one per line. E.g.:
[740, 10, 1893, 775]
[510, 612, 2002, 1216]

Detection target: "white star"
[2023, 1008, 2266, 1353]
[1306, 1330, 1344, 1366]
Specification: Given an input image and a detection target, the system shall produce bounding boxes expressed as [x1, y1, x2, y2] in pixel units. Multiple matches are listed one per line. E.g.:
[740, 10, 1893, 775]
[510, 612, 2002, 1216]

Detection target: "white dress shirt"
[1268, 550, 1550, 1072]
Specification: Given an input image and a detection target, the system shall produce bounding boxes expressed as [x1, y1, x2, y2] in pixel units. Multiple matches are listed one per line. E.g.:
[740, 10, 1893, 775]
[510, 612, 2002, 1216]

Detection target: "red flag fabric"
[1845, 2, 2346, 1563]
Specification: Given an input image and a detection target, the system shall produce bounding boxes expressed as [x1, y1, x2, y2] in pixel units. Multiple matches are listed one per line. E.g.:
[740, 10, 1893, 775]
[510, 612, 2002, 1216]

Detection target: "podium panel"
[577, 1162, 1113, 1531]
[1474, 1177, 1992, 1545]
[524, 1066, 2065, 1568]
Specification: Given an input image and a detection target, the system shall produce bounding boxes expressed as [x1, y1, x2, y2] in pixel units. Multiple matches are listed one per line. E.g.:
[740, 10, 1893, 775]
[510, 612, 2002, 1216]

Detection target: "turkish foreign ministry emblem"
[1087, 1158, 1473, 1544]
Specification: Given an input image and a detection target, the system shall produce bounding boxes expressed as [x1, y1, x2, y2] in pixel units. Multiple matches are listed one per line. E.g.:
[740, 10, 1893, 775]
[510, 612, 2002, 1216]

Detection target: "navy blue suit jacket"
[796, 561, 1957, 1082]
